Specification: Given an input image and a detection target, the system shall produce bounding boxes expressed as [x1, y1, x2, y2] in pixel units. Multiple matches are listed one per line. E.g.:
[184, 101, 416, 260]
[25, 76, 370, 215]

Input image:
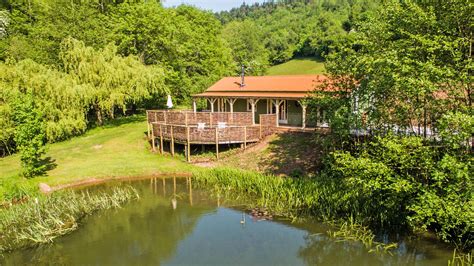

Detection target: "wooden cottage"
[146, 75, 331, 161]
[192, 75, 329, 129]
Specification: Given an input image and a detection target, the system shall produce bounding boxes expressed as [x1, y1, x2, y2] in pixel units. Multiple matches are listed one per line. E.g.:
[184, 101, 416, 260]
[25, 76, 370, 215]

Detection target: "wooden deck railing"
[147, 110, 253, 126]
[146, 110, 277, 161]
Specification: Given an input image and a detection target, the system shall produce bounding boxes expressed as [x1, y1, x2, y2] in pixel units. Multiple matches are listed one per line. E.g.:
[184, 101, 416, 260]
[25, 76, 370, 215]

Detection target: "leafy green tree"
[1, 0, 113, 65]
[437, 112, 474, 151]
[60, 38, 167, 125]
[324, 0, 472, 133]
[222, 20, 269, 75]
[0, 59, 88, 144]
[12, 92, 46, 178]
[0, 96, 15, 156]
[111, 3, 232, 100]
[324, 134, 473, 249]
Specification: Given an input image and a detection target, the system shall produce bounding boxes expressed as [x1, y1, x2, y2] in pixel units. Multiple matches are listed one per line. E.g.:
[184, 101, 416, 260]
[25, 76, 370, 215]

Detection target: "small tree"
[13, 92, 46, 178]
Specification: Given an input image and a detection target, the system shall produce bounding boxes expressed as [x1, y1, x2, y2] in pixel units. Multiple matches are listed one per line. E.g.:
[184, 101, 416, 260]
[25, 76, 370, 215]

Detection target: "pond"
[2, 178, 454, 265]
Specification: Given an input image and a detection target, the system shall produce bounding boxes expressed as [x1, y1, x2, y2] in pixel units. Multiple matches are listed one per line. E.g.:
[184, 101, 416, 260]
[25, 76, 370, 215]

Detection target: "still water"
[2, 178, 453, 265]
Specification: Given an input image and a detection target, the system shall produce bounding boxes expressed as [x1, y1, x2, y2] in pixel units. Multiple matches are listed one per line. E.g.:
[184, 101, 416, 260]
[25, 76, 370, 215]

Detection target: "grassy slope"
[0, 115, 194, 188]
[267, 57, 326, 75]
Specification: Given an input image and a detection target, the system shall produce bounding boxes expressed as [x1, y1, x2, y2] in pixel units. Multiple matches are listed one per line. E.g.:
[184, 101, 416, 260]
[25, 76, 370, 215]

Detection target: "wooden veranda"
[146, 110, 277, 161]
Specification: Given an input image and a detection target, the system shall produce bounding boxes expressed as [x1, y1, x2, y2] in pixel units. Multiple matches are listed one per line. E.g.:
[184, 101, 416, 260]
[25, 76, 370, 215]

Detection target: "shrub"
[12, 93, 47, 178]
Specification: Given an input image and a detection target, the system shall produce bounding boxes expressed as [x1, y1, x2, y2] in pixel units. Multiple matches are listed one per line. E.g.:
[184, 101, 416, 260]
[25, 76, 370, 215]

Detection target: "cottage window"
[247, 100, 252, 112]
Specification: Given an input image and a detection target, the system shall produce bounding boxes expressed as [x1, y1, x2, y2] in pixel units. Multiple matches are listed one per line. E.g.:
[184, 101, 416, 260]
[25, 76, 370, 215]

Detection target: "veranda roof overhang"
[192, 91, 311, 100]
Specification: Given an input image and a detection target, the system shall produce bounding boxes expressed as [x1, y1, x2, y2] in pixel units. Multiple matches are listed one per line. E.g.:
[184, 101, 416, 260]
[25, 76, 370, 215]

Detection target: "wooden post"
[209, 112, 213, 127]
[151, 125, 156, 152]
[228, 98, 237, 124]
[146, 111, 150, 138]
[192, 99, 197, 113]
[186, 126, 191, 162]
[215, 127, 219, 160]
[250, 99, 259, 125]
[259, 117, 262, 139]
[208, 98, 216, 112]
[147, 122, 151, 139]
[154, 112, 158, 123]
[300, 101, 307, 129]
[228, 98, 237, 113]
[244, 126, 247, 150]
[159, 124, 164, 154]
[273, 99, 281, 127]
[170, 126, 175, 156]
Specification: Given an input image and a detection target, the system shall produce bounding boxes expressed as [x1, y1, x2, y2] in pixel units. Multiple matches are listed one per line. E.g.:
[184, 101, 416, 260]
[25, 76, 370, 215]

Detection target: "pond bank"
[39, 172, 193, 193]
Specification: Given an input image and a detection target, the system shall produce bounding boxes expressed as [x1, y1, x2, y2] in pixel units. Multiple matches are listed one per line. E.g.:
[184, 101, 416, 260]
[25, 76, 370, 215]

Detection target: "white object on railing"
[197, 123, 205, 130]
[217, 122, 227, 129]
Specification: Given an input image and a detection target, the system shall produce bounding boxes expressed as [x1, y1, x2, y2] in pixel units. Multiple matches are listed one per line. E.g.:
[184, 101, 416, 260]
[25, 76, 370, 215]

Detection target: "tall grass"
[447, 249, 473, 266]
[194, 167, 354, 219]
[0, 186, 138, 253]
[327, 218, 398, 254]
[193, 167, 398, 252]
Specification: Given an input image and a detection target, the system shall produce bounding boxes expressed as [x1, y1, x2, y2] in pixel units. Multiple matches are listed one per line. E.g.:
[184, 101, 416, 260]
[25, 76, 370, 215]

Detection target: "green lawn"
[0, 115, 195, 190]
[267, 57, 326, 75]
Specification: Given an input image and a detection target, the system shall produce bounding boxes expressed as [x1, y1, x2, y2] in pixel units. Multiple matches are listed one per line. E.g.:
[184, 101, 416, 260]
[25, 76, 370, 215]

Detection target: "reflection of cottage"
[192, 75, 330, 129]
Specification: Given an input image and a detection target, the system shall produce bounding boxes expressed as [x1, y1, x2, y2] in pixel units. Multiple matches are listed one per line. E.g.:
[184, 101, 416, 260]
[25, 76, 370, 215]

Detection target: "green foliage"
[323, 0, 472, 132]
[1, 38, 166, 154]
[222, 20, 269, 75]
[1, 1, 233, 102]
[438, 112, 474, 151]
[308, 0, 474, 251]
[217, 0, 380, 66]
[0, 96, 15, 156]
[321, 134, 473, 250]
[1, 59, 88, 145]
[110, 3, 233, 100]
[1, 0, 112, 64]
[11, 93, 46, 178]
[0, 186, 138, 253]
[448, 249, 473, 266]
[60, 37, 167, 124]
[0, 175, 37, 203]
[327, 218, 398, 254]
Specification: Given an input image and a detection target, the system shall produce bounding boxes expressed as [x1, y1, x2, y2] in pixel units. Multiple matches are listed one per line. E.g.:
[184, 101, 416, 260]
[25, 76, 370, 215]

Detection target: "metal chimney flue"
[240, 65, 246, 88]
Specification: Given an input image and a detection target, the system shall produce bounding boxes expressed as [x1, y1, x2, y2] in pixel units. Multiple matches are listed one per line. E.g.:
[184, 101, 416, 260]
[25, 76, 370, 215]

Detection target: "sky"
[162, 0, 266, 12]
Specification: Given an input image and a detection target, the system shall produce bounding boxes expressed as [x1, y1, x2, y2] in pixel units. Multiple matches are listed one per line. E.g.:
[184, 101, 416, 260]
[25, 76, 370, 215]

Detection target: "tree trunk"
[96, 108, 103, 126]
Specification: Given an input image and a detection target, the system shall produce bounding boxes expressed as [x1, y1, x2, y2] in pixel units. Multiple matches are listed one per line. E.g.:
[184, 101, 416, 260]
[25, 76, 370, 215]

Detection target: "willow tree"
[60, 38, 167, 125]
[0, 60, 88, 151]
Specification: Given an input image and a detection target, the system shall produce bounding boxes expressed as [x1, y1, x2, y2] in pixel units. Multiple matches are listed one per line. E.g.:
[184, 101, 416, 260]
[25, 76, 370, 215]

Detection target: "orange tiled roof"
[193, 75, 330, 99]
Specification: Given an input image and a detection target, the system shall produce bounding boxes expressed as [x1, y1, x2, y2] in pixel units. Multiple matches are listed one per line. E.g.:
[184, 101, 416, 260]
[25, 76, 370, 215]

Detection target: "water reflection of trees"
[3, 178, 215, 265]
[298, 233, 447, 266]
